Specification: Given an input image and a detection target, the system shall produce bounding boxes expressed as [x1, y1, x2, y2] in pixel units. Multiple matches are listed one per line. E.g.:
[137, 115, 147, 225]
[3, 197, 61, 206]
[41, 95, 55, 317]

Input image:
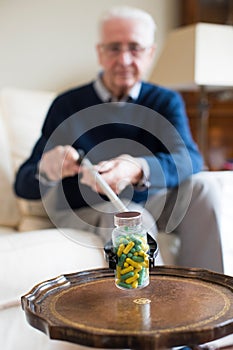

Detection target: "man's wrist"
[35, 162, 59, 186]
[133, 157, 151, 189]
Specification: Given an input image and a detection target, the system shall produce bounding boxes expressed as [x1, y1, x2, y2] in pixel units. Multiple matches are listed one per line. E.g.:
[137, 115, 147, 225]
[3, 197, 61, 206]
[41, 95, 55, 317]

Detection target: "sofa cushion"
[16, 198, 55, 232]
[215, 171, 233, 276]
[196, 171, 233, 276]
[0, 228, 107, 304]
[0, 105, 20, 227]
[0, 87, 56, 231]
[1, 87, 56, 170]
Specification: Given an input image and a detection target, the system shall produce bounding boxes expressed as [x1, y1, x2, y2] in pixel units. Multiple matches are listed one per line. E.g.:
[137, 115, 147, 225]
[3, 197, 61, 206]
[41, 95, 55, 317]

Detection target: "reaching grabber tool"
[77, 149, 128, 212]
[76, 149, 158, 270]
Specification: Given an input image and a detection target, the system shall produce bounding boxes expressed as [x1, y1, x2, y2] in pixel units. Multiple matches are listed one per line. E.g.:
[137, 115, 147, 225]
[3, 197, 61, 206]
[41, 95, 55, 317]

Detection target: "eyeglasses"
[100, 43, 150, 58]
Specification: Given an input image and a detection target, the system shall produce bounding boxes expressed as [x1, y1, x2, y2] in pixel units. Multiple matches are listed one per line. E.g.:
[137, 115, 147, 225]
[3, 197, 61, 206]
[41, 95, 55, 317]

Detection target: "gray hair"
[98, 6, 156, 45]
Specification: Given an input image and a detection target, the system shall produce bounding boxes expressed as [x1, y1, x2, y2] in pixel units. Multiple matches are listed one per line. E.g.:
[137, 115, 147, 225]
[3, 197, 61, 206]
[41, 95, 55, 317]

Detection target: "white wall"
[0, 0, 180, 92]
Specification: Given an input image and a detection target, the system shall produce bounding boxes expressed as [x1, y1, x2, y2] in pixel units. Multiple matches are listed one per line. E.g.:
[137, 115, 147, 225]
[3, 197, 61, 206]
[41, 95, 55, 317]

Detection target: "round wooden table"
[21, 266, 233, 349]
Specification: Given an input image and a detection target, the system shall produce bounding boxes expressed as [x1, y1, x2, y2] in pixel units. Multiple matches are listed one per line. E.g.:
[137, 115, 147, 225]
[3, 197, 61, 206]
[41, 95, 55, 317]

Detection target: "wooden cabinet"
[181, 0, 233, 25]
[181, 91, 233, 170]
[179, 0, 233, 170]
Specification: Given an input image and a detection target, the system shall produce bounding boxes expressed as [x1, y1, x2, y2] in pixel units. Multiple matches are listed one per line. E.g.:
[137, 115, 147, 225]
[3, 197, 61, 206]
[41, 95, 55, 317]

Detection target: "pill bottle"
[112, 211, 150, 290]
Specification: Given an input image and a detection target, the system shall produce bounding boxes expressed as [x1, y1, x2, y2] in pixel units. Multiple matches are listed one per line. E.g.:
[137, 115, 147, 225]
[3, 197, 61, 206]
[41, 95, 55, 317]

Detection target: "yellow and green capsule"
[138, 250, 147, 257]
[141, 257, 149, 268]
[123, 241, 135, 254]
[132, 280, 139, 289]
[120, 271, 134, 281]
[125, 273, 139, 284]
[134, 245, 141, 252]
[138, 267, 146, 285]
[132, 238, 142, 245]
[118, 253, 127, 267]
[120, 266, 134, 275]
[134, 266, 142, 274]
[117, 281, 132, 289]
[126, 257, 142, 269]
[120, 238, 129, 245]
[132, 255, 144, 263]
[116, 265, 121, 279]
[117, 243, 125, 257]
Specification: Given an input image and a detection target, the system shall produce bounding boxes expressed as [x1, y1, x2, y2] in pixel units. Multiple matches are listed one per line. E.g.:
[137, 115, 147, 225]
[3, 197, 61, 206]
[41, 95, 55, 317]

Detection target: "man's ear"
[96, 44, 102, 65]
[146, 44, 157, 71]
[150, 44, 157, 60]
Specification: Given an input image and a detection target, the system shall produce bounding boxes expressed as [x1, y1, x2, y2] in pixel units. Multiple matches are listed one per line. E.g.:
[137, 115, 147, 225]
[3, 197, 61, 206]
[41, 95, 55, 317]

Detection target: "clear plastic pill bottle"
[112, 211, 150, 290]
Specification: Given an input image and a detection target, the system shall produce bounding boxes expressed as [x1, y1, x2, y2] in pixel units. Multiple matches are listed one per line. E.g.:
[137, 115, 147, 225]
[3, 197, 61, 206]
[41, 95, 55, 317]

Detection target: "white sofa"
[0, 87, 233, 350]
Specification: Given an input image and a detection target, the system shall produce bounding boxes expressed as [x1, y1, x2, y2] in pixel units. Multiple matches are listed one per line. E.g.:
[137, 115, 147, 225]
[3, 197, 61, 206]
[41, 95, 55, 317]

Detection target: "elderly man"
[14, 6, 223, 272]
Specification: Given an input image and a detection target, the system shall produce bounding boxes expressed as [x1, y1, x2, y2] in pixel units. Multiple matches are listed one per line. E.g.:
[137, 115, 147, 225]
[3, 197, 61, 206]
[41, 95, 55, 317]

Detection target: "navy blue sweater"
[14, 81, 203, 210]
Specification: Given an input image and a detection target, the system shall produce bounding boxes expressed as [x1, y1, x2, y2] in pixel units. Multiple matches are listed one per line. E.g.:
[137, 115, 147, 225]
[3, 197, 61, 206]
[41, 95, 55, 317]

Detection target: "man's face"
[96, 18, 156, 98]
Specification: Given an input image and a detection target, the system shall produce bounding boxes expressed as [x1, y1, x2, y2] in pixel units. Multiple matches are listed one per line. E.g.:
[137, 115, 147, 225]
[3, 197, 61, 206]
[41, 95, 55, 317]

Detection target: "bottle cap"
[114, 211, 142, 227]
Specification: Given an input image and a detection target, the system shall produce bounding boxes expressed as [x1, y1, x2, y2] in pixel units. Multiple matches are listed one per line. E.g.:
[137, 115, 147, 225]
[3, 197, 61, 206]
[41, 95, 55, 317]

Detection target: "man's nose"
[117, 50, 133, 65]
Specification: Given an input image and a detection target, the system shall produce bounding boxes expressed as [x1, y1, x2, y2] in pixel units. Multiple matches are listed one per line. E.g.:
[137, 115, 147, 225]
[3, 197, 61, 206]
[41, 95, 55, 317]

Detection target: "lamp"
[150, 23, 233, 166]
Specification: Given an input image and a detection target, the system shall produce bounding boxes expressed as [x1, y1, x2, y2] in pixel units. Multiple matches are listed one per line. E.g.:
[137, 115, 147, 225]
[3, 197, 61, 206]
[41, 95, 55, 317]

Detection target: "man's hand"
[80, 154, 143, 194]
[39, 145, 80, 181]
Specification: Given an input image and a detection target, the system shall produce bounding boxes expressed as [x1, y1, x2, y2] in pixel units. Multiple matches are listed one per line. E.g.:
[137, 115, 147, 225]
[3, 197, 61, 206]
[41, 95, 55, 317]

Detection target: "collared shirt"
[93, 74, 150, 189]
[93, 73, 141, 102]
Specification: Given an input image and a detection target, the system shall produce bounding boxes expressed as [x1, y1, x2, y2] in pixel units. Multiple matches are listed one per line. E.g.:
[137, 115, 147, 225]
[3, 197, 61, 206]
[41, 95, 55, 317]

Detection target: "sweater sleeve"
[142, 89, 203, 194]
[14, 134, 53, 199]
